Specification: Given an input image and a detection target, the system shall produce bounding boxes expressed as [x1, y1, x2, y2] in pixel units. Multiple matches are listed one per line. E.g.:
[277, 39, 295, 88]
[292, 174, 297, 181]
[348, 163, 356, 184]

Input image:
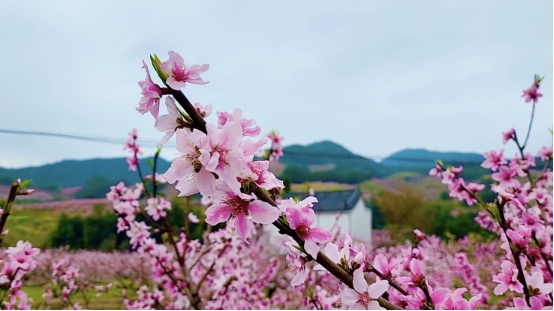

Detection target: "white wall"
[263, 198, 372, 247]
[348, 199, 372, 244]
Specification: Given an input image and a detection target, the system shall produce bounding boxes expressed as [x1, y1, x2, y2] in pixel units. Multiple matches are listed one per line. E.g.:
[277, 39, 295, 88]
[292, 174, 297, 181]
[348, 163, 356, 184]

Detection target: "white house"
[266, 188, 373, 246]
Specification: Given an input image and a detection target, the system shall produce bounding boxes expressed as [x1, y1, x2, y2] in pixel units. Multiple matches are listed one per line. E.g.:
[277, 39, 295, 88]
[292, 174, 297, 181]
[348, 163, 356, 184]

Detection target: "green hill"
[0, 157, 171, 189]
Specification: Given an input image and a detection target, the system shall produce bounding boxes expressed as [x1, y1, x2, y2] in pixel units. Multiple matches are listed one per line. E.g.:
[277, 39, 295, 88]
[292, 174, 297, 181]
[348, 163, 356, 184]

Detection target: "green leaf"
[17, 179, 31, 192]
[150, 54, 169, 84]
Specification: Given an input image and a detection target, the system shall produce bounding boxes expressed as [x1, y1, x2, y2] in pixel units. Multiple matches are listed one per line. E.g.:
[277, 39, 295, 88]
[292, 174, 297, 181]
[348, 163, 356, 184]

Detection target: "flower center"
[358, 291, 371, 308]
[296, 225, 311, 239]
[224, 196, 250, 217]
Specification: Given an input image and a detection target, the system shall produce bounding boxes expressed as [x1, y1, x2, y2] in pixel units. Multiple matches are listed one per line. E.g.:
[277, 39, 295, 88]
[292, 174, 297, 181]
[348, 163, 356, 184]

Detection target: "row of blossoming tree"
[0, 51, 551, 310]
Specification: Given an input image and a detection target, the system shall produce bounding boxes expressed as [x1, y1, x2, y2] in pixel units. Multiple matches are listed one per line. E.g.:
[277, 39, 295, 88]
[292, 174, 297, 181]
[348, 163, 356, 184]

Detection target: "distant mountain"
[280, 140, 386, 174]
[0, 157, 171, 188]
[1, 143, 550, 191]
[276, 140, 388, 183]
[381, 149, 484, 168]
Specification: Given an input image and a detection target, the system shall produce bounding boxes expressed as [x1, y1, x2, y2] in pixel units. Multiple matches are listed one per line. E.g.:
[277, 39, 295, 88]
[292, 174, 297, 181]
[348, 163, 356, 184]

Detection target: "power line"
[0, 127, 488, 166]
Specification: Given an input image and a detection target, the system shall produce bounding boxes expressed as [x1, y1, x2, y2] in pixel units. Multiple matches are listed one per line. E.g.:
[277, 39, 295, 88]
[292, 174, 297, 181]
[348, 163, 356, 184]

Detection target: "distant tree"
[75, 175, 125, 199]
[371, 182, 438, 242]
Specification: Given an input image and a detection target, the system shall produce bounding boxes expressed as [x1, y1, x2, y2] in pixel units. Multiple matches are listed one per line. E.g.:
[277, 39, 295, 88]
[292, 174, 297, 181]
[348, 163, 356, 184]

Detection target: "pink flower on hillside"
[491, 165, 520, 188]
[217, 109, 261, 137]
[285, 204, 333, 258]
[163, 128, 216, 197]
[137, 61, 163, 120]
[205, 186, 280, 242]
[155, 96, 187, 146]
[340, 269, 389, 310]
[160, 51, 209, 90]
[481, 149, 507, 171]
[537, 146, 553, 162]
[492, 260, 523, 295]
[502, 128, 516, 144]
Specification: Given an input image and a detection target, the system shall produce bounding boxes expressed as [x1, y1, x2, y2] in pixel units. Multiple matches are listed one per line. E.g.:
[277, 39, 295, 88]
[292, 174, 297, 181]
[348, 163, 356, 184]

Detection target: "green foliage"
[75, 175, 127, 199]
[280, 164, 373, 184]
[0, 157, 171, 188]
[2, 209, 59, 248]
[0, 175, 14, 185]
[50, 206, 126, 251]
[366, 201, 386, 229]
[428, 201, 494, 240]
[371, 183, 439, 242]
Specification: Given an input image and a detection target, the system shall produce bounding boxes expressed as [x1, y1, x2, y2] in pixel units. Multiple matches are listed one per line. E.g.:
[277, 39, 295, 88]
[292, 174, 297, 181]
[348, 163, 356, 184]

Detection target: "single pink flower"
[537, 146, 553, 162]
[491, 165, 520, 188]
[373, 254, 401, 280]
[340, 269, 389, 310]
[145, 197, 171, 221]
[137, 61, 163, 119]
[481, 149, 507, 171]
[522, 84, 543, 104]
[217, 109, 261, 137]
[285, 205, 333, 258]
[163, 128, 216, 197]
[492, 260, 523, 295]
[205, 187, 280, 242]
[502, 128, 516, 144]
[160, 51, 209, 90]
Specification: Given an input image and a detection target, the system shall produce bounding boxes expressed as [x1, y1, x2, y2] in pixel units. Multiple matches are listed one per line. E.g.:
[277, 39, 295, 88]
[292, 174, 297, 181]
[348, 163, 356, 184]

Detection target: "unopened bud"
[18, 188, 35, 195]
[1, 230, 9, 237]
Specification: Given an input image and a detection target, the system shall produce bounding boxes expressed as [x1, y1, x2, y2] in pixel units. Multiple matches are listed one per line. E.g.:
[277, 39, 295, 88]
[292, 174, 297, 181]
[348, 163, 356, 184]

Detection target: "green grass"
[24, 282, 138, 310]
[3, 209, 60, 248]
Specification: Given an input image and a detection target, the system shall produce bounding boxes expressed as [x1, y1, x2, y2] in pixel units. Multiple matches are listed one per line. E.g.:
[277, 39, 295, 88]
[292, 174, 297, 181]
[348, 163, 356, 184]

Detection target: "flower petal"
[248, 200, 280, 224]
[368, 280, 389, 299]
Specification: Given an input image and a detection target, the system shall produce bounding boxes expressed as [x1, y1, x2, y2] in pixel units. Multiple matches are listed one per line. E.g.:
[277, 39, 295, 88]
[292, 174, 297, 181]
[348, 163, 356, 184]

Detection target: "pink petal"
[368, 280, 389, 299]
[285, 208, 303, 230]
[234, 213, 252, 242]
[340, 288, 359, 306]
[205, 203, 233, 226]
[373, 254, 388, 274]
[290, 269, 308, 287]
[205, 152, 220, 172]
[431, 287, 450, 305]
[324, 243, 341, 263]
[308, 227, 333, 244]
[166, 77, 186, 90]
[196, 169, 216, 196]
[304, 240, 320, 259]
[353, 268, 369, 293]
[248, 200, 280, 224]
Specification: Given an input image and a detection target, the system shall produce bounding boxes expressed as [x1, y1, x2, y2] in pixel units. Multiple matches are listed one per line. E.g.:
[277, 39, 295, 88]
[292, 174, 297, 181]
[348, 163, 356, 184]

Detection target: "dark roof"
[285, 188, 361, 213]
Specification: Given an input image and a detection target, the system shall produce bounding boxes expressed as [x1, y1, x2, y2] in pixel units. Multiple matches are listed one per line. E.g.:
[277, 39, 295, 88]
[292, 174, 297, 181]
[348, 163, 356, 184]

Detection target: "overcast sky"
[0, 1, 552, 169]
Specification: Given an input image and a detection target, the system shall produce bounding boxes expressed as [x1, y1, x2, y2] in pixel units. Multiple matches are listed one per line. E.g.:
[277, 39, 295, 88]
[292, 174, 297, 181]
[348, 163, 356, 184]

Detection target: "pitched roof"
[285, 188, 362, 213]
